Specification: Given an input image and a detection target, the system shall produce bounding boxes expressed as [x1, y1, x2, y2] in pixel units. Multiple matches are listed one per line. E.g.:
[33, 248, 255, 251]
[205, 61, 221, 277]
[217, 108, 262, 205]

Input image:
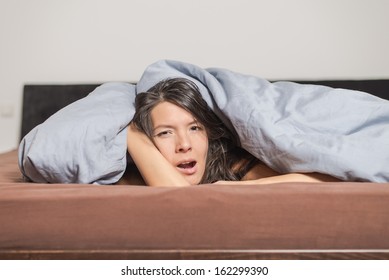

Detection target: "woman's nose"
[176, 133, 192, 153]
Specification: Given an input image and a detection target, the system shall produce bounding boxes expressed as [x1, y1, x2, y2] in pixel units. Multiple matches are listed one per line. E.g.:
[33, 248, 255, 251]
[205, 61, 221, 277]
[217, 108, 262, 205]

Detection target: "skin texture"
[126, 122, 190, 187]
[150, 102, 208, 185]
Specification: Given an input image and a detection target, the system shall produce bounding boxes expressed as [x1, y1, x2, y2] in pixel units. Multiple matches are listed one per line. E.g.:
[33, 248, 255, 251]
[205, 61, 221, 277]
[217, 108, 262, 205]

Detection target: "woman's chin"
[176, 164, 204, 185]
[183, 173, 205, 185]
[182, 175, 200, 185]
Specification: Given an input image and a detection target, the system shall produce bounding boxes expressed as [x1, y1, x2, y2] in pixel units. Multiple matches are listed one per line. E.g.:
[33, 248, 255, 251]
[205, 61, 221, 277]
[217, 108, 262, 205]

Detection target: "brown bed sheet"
[1, 150, 389, 260]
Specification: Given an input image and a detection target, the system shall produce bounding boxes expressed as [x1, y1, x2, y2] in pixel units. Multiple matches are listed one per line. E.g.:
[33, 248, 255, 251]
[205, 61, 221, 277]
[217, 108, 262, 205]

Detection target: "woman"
[119, 78, 339, 186]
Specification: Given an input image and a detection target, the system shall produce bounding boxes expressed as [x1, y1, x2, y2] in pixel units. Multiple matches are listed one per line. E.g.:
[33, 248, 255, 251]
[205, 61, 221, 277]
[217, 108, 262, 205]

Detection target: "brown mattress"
[1, 150, 389, 260]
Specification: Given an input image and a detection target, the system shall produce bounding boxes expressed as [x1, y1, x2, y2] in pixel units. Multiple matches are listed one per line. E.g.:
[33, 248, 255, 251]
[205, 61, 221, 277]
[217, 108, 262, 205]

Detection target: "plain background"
[1, 0, 389, 153]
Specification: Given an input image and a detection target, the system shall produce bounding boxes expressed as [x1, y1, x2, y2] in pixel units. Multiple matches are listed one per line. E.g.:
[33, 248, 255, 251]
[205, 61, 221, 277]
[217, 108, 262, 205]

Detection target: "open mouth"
[177, 161, 196, 169]
[176, 161, 197, 175]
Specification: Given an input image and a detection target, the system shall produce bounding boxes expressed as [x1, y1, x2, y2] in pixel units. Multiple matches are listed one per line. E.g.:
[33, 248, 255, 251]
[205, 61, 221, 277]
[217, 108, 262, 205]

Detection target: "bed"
[1, 78, 389, 260]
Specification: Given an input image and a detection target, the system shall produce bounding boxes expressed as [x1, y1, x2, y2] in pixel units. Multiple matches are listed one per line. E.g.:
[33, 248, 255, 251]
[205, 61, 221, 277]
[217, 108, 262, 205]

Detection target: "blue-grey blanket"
[18, 60, 389, 184]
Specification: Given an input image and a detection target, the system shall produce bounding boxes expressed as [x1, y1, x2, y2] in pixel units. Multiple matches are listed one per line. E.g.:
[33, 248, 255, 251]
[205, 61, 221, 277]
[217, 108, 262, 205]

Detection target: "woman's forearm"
[253, 173, 340, 184]
[215, 172, 340, 185]
[126, 124, 190, 187]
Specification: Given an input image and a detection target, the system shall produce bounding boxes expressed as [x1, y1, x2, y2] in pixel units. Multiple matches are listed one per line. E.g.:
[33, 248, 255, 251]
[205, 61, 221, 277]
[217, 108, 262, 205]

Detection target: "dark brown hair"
[132, 77, 258, 183]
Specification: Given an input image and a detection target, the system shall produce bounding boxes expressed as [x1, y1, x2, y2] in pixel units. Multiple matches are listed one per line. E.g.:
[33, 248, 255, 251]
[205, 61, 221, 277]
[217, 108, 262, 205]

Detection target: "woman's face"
[150, 101, 209, 185]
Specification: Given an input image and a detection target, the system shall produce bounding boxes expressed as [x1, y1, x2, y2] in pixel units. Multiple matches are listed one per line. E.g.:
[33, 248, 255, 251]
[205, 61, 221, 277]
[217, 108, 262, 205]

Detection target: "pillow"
[18, 82, 136, 184]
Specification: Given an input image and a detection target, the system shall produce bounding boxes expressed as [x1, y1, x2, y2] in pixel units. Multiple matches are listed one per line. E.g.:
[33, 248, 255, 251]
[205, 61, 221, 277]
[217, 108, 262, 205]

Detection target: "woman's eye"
[155, 131, 171, 137]
[190, 125, 202, 131]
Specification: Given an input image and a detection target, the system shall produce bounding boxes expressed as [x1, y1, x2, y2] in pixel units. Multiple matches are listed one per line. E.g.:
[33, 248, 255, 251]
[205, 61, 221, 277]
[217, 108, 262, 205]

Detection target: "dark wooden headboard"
[20, 79, 389, 140]
[21, 84, 100, 140]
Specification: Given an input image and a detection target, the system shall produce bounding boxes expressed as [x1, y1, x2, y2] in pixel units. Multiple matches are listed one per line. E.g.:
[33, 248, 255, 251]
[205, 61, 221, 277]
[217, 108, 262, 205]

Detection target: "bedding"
[19, 82, 136, 184]
[18, 60, 389, 184]
[2, 78, 389, 260]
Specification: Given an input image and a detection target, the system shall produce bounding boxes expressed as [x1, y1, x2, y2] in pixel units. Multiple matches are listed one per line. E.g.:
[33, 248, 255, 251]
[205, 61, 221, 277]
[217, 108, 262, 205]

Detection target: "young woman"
[118, 78, 339, 186]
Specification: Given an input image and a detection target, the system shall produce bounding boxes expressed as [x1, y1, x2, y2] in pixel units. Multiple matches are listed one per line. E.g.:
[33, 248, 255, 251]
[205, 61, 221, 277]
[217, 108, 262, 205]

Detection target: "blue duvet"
[19, 60, 389, 183]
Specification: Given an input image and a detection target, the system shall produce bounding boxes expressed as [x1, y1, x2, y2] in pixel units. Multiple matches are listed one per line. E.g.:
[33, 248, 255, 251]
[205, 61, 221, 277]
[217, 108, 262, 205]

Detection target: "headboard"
[21, 84, 100, 140]
[20, 79, 389, 140]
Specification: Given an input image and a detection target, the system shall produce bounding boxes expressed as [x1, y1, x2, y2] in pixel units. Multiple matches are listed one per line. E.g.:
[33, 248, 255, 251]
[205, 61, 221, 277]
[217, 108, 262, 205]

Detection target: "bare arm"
[215, 163, 340, 185]
[215, 173, 340, 185]
[126, 123, 191, 187]
[251, 172, 340, 184]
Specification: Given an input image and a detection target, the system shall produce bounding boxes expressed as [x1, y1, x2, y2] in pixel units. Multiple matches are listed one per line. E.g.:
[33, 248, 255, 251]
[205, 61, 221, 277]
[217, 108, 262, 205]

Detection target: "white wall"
[1, 0, 389, 153]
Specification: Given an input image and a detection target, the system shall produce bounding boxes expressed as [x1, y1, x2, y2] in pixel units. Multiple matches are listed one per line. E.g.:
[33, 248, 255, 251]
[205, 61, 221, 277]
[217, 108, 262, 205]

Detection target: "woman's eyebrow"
[153, 120, 198, 131]
[153, 124, 175, 131]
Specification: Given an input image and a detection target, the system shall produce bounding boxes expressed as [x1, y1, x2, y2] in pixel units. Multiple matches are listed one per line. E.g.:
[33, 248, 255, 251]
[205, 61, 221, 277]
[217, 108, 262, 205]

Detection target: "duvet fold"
[19, 60, 389, 183]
